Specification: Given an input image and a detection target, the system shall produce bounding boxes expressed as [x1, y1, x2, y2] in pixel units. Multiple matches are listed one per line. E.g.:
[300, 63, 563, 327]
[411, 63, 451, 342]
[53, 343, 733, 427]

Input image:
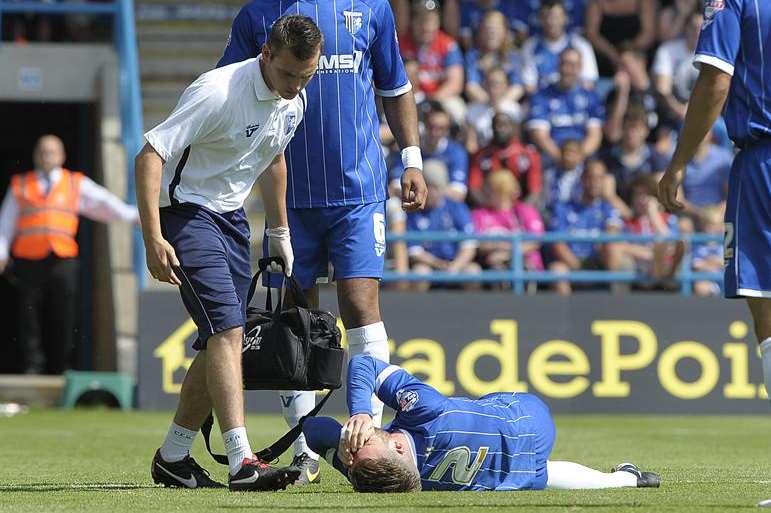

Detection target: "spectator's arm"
[553, 242, 582, 270]
[582, 124, 604, 158]
[632, 0, 657, 51]
[431, 63, 464, 100]
[585, 0, 620, 69]
[604, 74, 631, 144]
[655, 73, 688, 121]
[467, 155, 486, 207]
[409, 246, 449, 269]
[603, 174, 633, 220]
[77, 177, 139, 224]
[525, 148, 543, 202]
[448, 244, 477, 272]
[528, 127, 561, 162]
[442, 0, 460, 40]
[465, 81, 488, 104]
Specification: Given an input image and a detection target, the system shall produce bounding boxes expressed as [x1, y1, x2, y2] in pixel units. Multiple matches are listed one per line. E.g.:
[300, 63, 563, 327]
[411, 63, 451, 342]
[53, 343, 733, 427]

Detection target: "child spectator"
[544, 139, 585, 212]
[622, 175, 684, 287]
[692, 205, 725, 297]
[469, 113, 542, 207]
[464, 68, 521, 153]
[472, 169, 545, 273]
[406, 160, 480, 292]
[464, 11, 524, 105]
[548, 159, 626, 295]
[526, 48, 604, 164]
[521, 0, 598, 93]
[400, 0, 466, 122]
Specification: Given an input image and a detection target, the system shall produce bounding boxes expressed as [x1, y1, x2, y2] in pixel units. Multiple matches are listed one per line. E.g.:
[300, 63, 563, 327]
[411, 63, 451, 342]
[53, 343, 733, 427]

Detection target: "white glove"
[266, 226, 294, 276]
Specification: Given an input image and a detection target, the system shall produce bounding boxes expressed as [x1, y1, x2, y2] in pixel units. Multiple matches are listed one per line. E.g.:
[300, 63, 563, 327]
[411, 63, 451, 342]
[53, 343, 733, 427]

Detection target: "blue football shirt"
[549, 198, 622, 259]
[694, 0, 771, 148]
[218, 0, 410, 208]
[526, 84, 604, 146]
[406, 199, 476, 261]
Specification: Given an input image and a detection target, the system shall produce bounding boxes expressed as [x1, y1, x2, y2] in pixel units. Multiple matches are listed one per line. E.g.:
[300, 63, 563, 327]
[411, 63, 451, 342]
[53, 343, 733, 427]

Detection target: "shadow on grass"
[0, 483, 160, 492]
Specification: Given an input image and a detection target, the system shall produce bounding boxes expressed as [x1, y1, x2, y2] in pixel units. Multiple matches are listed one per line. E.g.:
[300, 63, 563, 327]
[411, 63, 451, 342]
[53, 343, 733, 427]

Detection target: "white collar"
[397, 429, 419, 469]
[36, 167, 62, 182]
[253, 55, 280, 101]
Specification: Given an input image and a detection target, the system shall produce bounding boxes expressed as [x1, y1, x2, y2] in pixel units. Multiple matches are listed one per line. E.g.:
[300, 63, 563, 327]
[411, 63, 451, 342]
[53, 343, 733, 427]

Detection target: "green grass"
[1, 410, 770, 512]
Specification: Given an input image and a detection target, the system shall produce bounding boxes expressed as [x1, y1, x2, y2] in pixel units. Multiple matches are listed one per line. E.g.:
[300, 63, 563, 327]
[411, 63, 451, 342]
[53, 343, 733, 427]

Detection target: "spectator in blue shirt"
[526, 48, 605, 164]
[548, 159, 625, 295]
[407, 160, 480, 292]
[509, 0, 586, 39]
[457, 0, 521, 50]
[521, 0, 598, 94]
[464, 11, 524, 106]
[390, 108, 469, 202]
[543, 139, 585, 212]
[680, 134, 733, 216]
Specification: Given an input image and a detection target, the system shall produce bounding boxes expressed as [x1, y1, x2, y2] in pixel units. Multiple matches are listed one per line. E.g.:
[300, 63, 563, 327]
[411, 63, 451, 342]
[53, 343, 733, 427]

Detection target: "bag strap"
[247, 257, 309, 311]
[200, 389, 335, 466]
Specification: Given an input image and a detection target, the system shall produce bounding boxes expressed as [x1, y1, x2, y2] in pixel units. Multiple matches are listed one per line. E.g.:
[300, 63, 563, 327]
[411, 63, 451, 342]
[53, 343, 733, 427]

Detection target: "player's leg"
[265, 208, 326, 480]
[749, 298, 771, 401]
[546, 461, 659, 489]
[330, 202, 390, 426]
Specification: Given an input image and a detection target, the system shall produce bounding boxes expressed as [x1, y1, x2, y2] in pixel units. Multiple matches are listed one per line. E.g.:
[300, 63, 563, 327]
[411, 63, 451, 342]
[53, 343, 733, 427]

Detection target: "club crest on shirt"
[343, 10, 363, 34]
[245, 123, 260, 138]
[396, 389, 419, 412]
[285, 112, 297, 135]
[703, 0, 724, 28]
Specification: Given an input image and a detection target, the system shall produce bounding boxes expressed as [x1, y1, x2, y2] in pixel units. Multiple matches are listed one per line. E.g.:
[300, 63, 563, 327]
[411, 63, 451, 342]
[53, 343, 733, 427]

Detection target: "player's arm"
[301, 417, 353, 478]
[258, 153, 293, 276]
[345, 354, 446, 451]
[374, 1, 427, 212]
[658, 0, 739, 212]
[217, 6, 258, 67]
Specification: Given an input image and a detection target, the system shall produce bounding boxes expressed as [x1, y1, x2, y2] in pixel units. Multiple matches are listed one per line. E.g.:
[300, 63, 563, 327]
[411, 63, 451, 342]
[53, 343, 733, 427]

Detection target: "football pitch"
[1, 410, 770, 512]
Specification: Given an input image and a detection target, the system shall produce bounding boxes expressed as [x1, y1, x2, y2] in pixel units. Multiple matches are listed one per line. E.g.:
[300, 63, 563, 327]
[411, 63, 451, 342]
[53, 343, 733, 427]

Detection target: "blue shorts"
[160, 204, 251, 349]
[263, 202, 386, 290]
[724, 142, 771, 298]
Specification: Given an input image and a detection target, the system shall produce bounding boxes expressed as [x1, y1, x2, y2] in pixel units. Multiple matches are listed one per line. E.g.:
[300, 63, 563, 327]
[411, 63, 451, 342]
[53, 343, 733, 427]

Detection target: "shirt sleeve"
[576, 37, 599, 84]
[0, 189, 19, 261]
[301, 417, 351, 479]
[652, 44, 673, 77]
[448, 145, 469, 190]
[525, 91, 551, 131]
[464, 52, 482, 85]
[77, 176, 139, 224]
[371, 2, 412, 97]
[694, 0, 743, 76]
[347, 354, 446, 427]
[217, 6, 258, 67]
[588, 91, 605, 125]
[144, 76, 225, 163]
[604, 204, 623, 229]
[443, 41, 464, 69]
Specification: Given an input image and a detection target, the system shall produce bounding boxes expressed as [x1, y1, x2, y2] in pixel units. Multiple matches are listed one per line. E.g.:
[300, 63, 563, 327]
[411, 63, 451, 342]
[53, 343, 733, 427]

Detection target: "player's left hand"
[658, 168, 685, 212]
[266, 226, 294, 276]
[401, 168, 427, 212]
[342, 413, 374, 454]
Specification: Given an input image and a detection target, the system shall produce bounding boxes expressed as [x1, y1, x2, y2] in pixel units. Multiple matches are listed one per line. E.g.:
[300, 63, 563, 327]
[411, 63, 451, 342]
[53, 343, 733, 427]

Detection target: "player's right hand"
[342, 413, 374, 453]
[658, 168, 685, 212]
[145, 236, 182, 285]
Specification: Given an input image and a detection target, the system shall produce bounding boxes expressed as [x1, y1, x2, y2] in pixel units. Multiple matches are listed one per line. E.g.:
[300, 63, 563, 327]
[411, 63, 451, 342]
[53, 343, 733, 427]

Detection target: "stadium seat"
[59, 371, 134, 411]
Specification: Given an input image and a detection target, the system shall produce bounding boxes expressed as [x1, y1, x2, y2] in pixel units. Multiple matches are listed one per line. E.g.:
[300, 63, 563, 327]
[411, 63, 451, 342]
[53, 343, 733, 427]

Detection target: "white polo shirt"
[144, 56, 307, 213]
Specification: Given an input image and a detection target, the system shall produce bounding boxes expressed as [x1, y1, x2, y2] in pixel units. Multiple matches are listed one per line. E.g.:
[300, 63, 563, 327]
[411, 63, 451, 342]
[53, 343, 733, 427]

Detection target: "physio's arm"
[658, 65, 732, 211]
[135, 143, 181, 285]
[302, 417, 352, 477]
[258, 153, 289, 229]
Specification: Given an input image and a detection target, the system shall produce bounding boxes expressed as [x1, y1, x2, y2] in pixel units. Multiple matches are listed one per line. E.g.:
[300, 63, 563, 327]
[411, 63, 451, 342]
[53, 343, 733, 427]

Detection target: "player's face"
[263, 45, 321, 100]
[352, 429, 414, 468]
[33, 135, 66, 173]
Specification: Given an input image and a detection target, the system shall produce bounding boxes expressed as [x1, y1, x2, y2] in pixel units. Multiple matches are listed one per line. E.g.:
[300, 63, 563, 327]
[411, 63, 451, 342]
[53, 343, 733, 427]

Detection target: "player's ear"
[261, 43, 271, 63]
[393, 441, 406, 454]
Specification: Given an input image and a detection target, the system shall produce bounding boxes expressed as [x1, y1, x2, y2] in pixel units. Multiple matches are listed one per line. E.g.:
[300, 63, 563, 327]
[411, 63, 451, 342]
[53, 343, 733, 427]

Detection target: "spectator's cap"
[423, 159, 449, 189]
[413, 0, 440, 14]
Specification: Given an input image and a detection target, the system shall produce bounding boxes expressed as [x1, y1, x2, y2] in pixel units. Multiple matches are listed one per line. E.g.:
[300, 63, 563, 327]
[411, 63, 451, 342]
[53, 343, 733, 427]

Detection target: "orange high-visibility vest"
[10, 169, 84, 260]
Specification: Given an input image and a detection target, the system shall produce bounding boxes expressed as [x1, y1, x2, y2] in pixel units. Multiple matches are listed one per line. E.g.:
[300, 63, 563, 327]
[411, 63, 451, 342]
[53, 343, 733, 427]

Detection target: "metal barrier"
[384, 231, 724, 296]
[0, 0, 145, 286]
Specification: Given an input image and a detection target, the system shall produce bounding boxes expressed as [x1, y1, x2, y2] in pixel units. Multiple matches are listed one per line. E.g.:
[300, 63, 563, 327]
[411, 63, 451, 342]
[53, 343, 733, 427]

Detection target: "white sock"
[760, 338, 771, 404]
[347, 322, 389, 427]
[222, 427, 253, 475]
[159, 422, 197, 463]
[546, 461, 638, 489]
[279, 391, 319, 460]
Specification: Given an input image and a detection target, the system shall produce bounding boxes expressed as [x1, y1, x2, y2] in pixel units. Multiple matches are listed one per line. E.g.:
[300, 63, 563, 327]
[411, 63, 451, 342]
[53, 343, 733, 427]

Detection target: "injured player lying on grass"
[302, 355, 660, 492]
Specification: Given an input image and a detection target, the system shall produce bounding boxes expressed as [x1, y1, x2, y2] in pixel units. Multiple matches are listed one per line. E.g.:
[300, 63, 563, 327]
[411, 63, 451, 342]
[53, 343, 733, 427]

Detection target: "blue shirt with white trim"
[526, 84, 604, 147]
[694, 0, 771, 148]
[343, 355, 544, 491]
[218, 0, 410, 208]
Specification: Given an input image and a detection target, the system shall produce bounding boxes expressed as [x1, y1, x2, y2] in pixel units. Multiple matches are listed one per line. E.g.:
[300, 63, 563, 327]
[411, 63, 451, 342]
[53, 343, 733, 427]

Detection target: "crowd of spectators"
[1, 0, 112, 43]
[385, 0, 728, 296]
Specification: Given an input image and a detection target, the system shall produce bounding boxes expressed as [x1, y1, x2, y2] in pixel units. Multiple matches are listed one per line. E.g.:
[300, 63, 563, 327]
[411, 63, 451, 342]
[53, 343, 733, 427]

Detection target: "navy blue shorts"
[724, 142, 771, 298]
[160, 204, 251, 350]
[263, 202, 386, 289]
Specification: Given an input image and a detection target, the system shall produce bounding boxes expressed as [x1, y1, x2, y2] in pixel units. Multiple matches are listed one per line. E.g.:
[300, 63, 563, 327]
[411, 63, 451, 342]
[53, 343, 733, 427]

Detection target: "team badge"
[343, 10, 363, 34]
[285, 112, 297, 135]
[703, 0, 724, 28]
[245, 123, 260, 137]
[396, 389, 419, 412]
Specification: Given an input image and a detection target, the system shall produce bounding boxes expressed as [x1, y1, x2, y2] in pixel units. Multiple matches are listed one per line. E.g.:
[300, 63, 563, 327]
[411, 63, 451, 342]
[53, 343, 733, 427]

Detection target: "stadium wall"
[138, 291, 766, 414]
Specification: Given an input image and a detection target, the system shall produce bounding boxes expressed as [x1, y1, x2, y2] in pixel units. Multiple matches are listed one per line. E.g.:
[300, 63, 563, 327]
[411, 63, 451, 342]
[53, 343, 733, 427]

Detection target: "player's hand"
[401, 168, 427, 212]
[266, 226, 294, 276]
[658, 167, 685, 212]
[145, 235, 181, 285]
[342, 413, 374, 453]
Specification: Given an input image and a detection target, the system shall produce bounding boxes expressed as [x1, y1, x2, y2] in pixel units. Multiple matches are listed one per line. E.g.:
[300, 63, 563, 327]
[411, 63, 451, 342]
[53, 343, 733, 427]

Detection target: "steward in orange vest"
[10, 168, 84, 260]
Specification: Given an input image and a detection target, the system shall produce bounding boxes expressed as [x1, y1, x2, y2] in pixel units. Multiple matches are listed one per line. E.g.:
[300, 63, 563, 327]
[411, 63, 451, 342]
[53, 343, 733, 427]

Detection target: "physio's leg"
[546, 461, 637, 489]
[748, 298, 771, 404]
[338, 278, 389, 426]
[207, 326, 253, 474]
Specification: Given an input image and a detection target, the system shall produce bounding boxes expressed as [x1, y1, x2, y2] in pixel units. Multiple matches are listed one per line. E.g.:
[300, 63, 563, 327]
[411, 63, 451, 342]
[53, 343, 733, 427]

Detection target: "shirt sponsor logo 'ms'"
[317, 50, 364, 74]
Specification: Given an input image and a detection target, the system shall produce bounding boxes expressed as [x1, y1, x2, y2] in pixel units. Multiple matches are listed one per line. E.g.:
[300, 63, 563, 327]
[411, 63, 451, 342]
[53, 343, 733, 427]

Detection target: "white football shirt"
[144, 56, 307, 213]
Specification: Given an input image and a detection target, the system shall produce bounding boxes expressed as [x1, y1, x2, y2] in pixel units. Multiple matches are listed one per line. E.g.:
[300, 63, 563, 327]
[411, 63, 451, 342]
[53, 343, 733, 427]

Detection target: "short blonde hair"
[487, 169, 519, 197]
[349, 456, 422, 493]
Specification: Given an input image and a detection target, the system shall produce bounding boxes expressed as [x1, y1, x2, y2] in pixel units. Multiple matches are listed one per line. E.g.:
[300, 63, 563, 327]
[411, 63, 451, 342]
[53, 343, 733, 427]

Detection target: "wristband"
[401, 146, 423, 171]
[265, 226, 290, 239]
